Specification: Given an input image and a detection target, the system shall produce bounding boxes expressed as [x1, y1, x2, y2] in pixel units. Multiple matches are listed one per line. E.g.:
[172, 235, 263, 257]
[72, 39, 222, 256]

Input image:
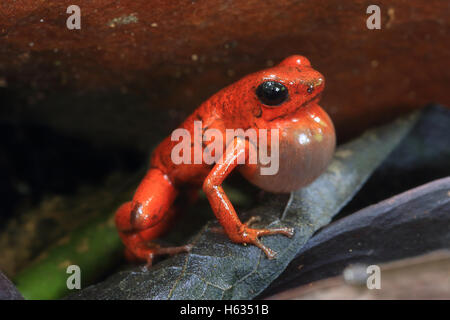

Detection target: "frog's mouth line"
[268, 95, 321, 122]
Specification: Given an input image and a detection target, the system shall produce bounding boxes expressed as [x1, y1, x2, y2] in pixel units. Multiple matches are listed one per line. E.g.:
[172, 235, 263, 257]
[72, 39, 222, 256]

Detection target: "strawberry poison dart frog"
[115, 55, 336, 266]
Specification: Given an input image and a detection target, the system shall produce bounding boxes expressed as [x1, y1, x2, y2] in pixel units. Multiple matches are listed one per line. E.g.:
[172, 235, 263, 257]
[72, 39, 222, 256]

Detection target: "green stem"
[13, 212, 123, 300]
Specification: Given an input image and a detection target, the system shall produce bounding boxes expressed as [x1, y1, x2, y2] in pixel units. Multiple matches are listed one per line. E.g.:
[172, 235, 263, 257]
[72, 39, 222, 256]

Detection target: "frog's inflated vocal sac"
[115, 55, 336, 266]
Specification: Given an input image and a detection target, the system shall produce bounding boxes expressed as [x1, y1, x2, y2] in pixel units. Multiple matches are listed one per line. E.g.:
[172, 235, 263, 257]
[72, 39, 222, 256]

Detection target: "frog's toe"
[252, 238, 277, 260]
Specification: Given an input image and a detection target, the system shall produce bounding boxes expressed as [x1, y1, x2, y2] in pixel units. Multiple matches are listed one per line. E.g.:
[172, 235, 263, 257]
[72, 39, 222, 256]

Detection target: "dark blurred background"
[0, 0, 449, 282]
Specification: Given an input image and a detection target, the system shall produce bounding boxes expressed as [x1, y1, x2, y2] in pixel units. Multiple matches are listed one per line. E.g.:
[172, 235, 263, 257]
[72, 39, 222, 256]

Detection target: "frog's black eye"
[256, 81, 289, 106]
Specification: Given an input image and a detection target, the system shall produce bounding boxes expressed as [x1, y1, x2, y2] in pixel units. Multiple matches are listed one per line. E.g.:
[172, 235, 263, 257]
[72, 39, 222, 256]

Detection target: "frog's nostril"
[305, 78, 324, 94]
[312, 77, 325, 90]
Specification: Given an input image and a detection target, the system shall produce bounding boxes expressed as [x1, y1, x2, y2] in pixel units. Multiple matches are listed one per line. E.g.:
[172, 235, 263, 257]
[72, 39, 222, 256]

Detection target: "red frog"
[115, 55, 336, 266]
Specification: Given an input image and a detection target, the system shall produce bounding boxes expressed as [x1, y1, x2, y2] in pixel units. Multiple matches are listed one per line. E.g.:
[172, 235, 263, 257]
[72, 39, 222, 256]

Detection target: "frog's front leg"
[203, 137, 294, 259]
[115, 169, 191, 266]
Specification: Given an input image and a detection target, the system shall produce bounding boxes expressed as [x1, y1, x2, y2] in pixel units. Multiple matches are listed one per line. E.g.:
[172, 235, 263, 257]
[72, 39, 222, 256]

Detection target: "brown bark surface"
[1, 1, 449, 139]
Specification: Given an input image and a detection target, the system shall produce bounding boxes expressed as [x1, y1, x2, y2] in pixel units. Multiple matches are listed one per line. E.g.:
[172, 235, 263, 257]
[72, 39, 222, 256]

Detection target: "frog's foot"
[209, 216, 262, 234]
[128, 244, 193, 269]
[209, 216, 294, 259]
[235, 226, 295, 259]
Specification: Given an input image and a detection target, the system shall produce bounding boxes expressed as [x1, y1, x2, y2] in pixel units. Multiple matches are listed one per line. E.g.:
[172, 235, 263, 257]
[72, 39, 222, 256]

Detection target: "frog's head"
[224, 55, 325, 123]
[252, 55, 325, 121]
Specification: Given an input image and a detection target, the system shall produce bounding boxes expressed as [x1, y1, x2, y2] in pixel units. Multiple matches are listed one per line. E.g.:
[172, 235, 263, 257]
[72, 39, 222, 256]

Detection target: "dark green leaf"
[262, 176, 450, 297]
[336, 104, 450, 216]
[68, 112, 419, 300]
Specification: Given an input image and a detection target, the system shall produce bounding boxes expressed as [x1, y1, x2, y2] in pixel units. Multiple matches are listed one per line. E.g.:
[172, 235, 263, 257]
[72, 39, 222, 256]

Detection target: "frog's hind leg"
[115, 169, 191, 266]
